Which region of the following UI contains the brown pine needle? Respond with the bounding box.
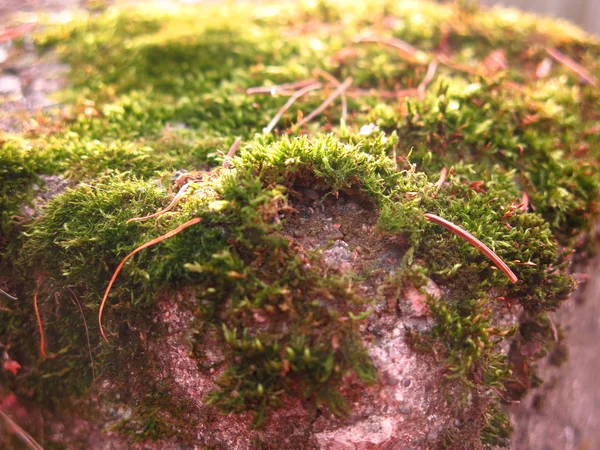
[546,47,598,87]
[295,77,352,129]
[33,292,48,359]
[434,167,448,194]
[313,69,347,120]
[0,408,45,450]
[246,79,318,95]
[424,213,518,283]
[223,137,242,168]
[98,217,202,342]
[264,82,322,134]
[435,53,479,75]
[417,60,438,99]
[68,287,96,380]
[126,181,192,224]
[0,288,17,300]
[354,36,423,63]
[347,87,417,99]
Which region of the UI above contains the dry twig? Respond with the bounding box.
[98,217,202,342]
[424,213,518,283]
[295,77,352,129]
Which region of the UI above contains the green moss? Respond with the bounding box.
[1,0,599,446]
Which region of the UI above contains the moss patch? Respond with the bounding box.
[1,0,599,447]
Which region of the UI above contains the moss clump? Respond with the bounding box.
[1,0,599,447]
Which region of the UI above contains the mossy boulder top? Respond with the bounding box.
[0,1,599,448]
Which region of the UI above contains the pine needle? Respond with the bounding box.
[0,408,44,450]
[126,181,192,224]
[223,137,242,168]
[264,82,322,134]
[33,292,48,359]
[0,288,17,301]
[295,77,352,129]
[546,47,597,86]
[98,217,202,342]
[424,213,518,283]
[246,79,318,95]
[417,60,438,99]
[313,69,347,121]
[68,287,96,380]
[354,36,422,63]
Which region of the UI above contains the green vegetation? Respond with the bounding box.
[1,0,599,447]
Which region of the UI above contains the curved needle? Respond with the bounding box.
[424,213,518,283]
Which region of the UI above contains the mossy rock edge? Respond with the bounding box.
[0,1,599,448]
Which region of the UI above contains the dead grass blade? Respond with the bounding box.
[295,77,352,129]
[424,213,518,283]
[98,217,202,342]
[126,182,192,224]
[546,47,598,86]
[0,408,44,450]
[264,82,322,134]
